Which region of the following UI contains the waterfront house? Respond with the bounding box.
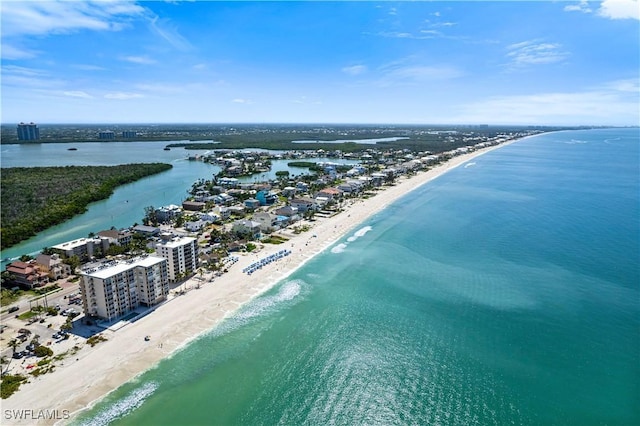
[252,212,278,233]
[274,205,298,217]
[232,219,262,240]
[97,229,133,246]
[337,181,364,194]
[218,177,240,188]
[132,225,160,237]
[370,172,386,186]
[182,201,206,212]
[5,260,49,289]
[316,187,342,201]
[290,197,318,213]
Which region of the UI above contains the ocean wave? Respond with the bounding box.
[210,280,305,338]
[331,243,348,253]
[352,226,373,239]
[77,382,158,426]
[334,226,373,252]
[464,162,476,168]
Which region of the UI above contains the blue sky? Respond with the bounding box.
[1,1,638,126]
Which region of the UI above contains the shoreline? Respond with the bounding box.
[2,135,529,425]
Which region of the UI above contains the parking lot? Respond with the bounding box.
[1,283,88,369]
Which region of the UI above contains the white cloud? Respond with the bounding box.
[72,64,107,71]
[388,65,463,80]
[104,92,144,100]
[120,55,157,65]
[148,16,193,51]
[292,96,322,105]
[506,40,568,68]
[564,1,593,14]
[458,80,639,125]
[63,91,94,99]
[342,65,368,76]
[0,1,146,37]
[0,44,40,60]
[598,0,640,20]
[376,60,464,86]
[232,98,254,104]
[2,65,48,77]
[602,78,640,92]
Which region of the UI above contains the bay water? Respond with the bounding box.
[0,141,352,265]
[70,128,639,425]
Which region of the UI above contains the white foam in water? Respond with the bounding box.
[464,162,476,168]
[352,226,372,239]
[79,382,158,426]
[334,226,372,252]
[331,243,348,253]
[209,280,304,338]
[236,280,301,321]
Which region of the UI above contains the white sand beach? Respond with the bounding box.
[2,138,522,425]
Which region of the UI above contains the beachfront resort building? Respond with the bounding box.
[79,256,169,321]
[155,236,199,282]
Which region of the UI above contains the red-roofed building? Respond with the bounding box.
[5,260,49,289]
[316,187,342,200]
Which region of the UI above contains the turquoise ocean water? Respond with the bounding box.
[73,129,638,425]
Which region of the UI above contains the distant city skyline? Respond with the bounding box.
[1,1,638,126]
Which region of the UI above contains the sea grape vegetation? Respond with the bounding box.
[1,163,172,250]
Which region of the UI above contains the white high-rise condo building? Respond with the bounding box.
[156,236,199,282]
[80,256,169,321]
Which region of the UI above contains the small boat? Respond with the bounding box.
[163,147,170,151]
[68,147,78,151]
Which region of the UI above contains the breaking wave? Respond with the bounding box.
[209,280,305,338]
[331,243,348,254]
[333,226,373,253]
[77,382,158,426]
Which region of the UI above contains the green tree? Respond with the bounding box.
[7,339,18,355]
[143,206,157,226]
[63,255,81,274]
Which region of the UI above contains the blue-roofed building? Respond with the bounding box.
[256,190,278,206]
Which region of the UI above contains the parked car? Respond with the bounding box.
[8,306,19,313]
[12,352,23,359]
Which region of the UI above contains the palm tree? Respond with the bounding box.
[8,339,19,355]
[61,320,73,333]
[31,335,41,346]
